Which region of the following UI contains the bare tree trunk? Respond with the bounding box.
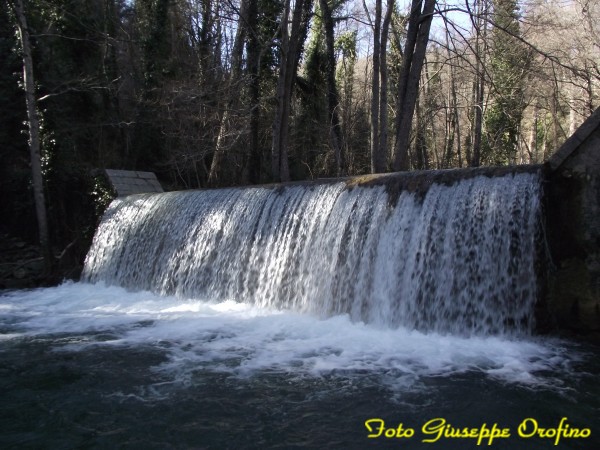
[271,0,292,182]
[568,83,580,137]
[13,0,53,274]
[319,0,344,176]
[414,91,429,169]
[392,0,435,171]
[444,98,456,168]
[527,103,539,162]
[198,0,214,85]
[271,0,311,182]
[378,0,394,172]
[551,71,561,153]
[471,71,484,167]
[247,0,261,184]
[208,0,249,186]
[470,0,486,167]
[541,118,548,161]
[455,100,462,167]
[370,0,383,173]
[443,27,461,168]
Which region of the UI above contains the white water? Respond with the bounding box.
[83,172,542,336]
[0,283,573,391]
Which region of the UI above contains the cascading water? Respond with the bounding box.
[82,170,543,336]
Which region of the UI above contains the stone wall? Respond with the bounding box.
[546,108,600,340]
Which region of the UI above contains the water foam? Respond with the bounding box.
[0,283,573,391]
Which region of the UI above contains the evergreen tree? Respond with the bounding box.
[483,0,531,165]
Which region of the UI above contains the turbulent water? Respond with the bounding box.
[83,172,542,336]
[2,171,598,449]
[0,283,566,387]
[0,283,597,449]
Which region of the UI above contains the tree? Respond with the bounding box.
[392,0,435,171]
[522,0,599,160]
[377,0,394,171]
[368,0,383,172]
[482,0,531,165]
[366,0,395,174]
[208,0,250,186]
[10,0,53,273]
[271,0,312,182]
[469,0,488,167]
[0,1,29,239]
[336,29,369,174]
[318,0,344,175]
[245,0,262,184]
[442,26,463,168]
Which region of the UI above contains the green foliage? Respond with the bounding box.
[136,0,174,87]
[483,0,531,165]
[294,5,328,176]
[90,174,115,218]
[334,30,356,86]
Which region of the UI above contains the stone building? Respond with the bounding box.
[546,107,600,339]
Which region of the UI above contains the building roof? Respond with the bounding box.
[547,107,600,171]
[105,169,164,197]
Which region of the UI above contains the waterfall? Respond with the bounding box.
[83,171,544,336]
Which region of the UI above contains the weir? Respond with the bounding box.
[83,165,545,337]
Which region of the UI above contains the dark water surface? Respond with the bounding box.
[1,285,598,449]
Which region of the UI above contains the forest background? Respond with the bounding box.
[1,0,599,279]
